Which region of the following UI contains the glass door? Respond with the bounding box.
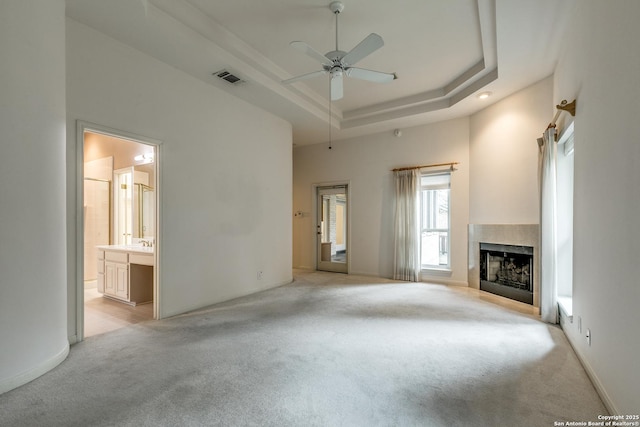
[114,168,133,245]
[317,185,348,273]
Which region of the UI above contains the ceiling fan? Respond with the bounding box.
[282,1,396,101]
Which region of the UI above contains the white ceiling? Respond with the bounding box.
[65,0,575,146]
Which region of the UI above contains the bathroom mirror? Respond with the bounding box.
[138,184,155,239]
[114,167,153,244]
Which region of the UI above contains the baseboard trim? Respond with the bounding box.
[68,334,78,346]
[422,277,469,287]
[562,328,618,414]
[272,277,295,287]
[0,341,69,395]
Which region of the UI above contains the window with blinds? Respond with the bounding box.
[420,172,451,269]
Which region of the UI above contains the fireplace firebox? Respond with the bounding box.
[479,243,533,305]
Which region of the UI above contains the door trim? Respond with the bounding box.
[313,182,351,273]
[75,120,163,343]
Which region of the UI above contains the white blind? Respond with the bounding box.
[421,172,450,190]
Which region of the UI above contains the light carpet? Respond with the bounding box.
[0,270,606,426]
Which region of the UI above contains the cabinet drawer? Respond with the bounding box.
[105,251,128,263]
[129,253,154,266]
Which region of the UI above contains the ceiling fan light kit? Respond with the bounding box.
[282,1,395,101]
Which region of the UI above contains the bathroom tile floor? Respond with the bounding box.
[84,285,153,338]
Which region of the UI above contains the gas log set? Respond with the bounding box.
[479,242,534,305]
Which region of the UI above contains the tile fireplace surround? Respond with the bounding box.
[468,224,540,313]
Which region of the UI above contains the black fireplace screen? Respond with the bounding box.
[479,243,533,304]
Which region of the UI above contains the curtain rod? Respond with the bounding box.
[547,99,576,129]
[392,162,459,172]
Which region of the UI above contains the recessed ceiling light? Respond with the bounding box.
[477,91,492,100]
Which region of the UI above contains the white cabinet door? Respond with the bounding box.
[115,263,129,299]
[104,261,117,296]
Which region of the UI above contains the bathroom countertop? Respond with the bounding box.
[97,244,154,254]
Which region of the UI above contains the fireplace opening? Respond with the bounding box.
[479,243,533,305]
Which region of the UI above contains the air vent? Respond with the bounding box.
[214,69,244,84]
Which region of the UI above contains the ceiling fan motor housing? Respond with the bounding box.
[325,50,347,63]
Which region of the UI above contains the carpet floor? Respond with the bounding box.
[0,270,606,426]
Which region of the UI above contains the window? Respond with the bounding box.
[556,123,574,302]
[420,172,450,269]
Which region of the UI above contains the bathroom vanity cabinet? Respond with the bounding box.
[97,245,154,305]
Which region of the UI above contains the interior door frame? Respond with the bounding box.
[313,182,350,273]
[75,120,162,343]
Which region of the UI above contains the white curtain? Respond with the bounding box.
[393,169,420,281]
[539,127,558,323]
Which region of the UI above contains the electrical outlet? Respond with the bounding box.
[257,271,263,280]
[586,328,591,346]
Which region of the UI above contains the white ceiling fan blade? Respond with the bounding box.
[341,33,384,66]
[282,70,327,84]
[290,41,331,65]
[346,67,395,83]
[331,73,343,101]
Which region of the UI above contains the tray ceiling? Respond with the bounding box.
[65,0,575,145]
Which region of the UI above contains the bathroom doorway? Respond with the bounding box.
[79,123,160,340]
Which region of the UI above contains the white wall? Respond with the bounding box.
[553,1,640,414]
[293,118,470,284]
[66,18,292,331]
[469,77,552,224]
[0,0,69,393]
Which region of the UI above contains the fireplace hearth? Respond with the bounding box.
[479,243,533,305]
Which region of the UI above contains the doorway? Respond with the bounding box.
[79,123,160,340]
[316,185,348,273]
